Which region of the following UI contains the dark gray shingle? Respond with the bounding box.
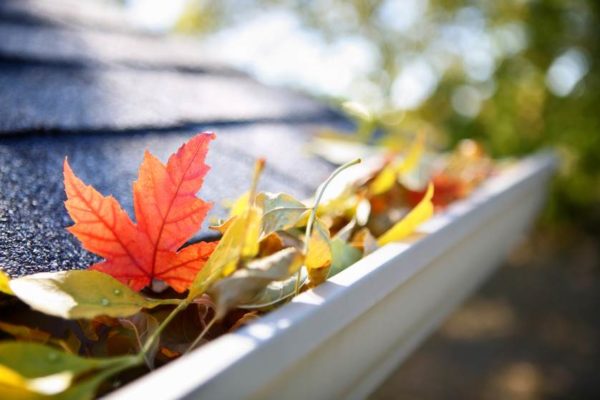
[0,123,341,277]
[0,63,333,133]
[0,21,233,72]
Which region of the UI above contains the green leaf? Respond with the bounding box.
[239,268,308,310]
[327,238,363,278]
[9,270,174,320]
[54,374,105,400]
[56,353,139,400]
[0,342,130,397]
[0,270,13,295]
[208,248,304,318]
[256,192,308,236]
[0,342,95,381]
[53,364,119,400]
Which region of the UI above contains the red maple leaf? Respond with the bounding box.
[63,133,218,292]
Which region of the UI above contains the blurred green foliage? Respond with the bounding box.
[178,0,599,233]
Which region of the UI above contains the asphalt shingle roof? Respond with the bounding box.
[0,0,346,277]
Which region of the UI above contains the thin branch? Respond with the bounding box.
[185,316,217,354]
[295,158,362,295]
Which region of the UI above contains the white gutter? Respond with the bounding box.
[109,151,557,400]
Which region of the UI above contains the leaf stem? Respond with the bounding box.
[185,315,217,354]
[236,158,265,266]
[146,297,185,308]
[295,158,362,295]
[248,158,265,204]
[140,300,189,357]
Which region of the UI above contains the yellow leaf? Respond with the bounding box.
[0,365,27,389]
[0,270,13,295]
[0,342,128,396]
[209,217,235,235]
[370,132,425,195]
[317,185,360,221]
[377,183,434,246]
[369,163,396,196]
[228,191,250,217]
[306,219,332,270]
[394,131,425,176]
[204,217,244,286]
[241,206,261,259]
[189,159,266,300]
[188,207,262,299]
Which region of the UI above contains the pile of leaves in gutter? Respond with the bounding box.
[0,131,494,399]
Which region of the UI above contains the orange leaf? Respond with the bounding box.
[156,241,218,293]
[64,160,151,290]
[64,133,216,292]
[133,133,214,279]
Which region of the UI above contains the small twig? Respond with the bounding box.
[235,159,266,265]
[119,319,143,354]
[140,300,189,357]
[193,295,216,330]
[185,316,217,354]
[303,158,362,254]
[248,159,265,204]
[120,318,157,369]
[295,158,362,295]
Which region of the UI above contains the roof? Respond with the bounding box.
[0,0,347,276]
